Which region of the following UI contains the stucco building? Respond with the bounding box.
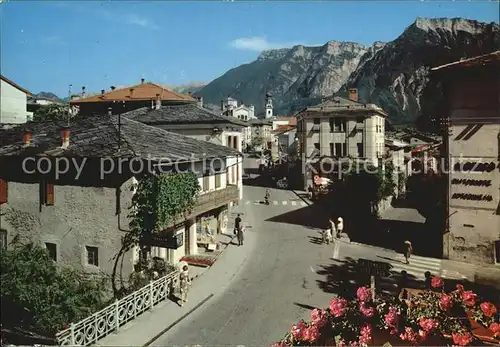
[249,119,273,150]
[431,51,500,265]
[296,89,387,189]
[0,75,34,125]
[0,115,240,289]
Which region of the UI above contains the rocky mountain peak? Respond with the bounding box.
[257,48,291,61]
[409,17,494,35]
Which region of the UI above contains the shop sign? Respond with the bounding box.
[451,193,493,202]
[141,229,184,249]
[451,179,491,187]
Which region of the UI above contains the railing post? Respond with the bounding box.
[114,299,119,333]
[133,290,137,319]
[150,280,154,310]
[164,275,169,300]
[70,323,75,346]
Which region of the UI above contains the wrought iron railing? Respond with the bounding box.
[55,271,179,346]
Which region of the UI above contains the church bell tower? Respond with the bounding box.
[265,93,273,119]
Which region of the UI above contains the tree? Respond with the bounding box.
[33,103,71,122]
[0,241,107,338]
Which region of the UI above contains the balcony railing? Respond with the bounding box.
[184,184,239,221]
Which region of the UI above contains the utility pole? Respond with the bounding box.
[67,84,72,126]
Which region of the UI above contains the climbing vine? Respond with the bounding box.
[379,162,396,199]
[397,171,406,196]
[125,172,200,252]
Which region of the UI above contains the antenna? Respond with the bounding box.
[67,84,72,126]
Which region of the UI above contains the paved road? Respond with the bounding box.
[154,159,337,345]
[151,157,463,346]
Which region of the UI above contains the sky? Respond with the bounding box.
[1,1,498,98]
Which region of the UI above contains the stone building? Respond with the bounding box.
[431,51,500,264]
[296,89,387,189]
[0,115,239,287]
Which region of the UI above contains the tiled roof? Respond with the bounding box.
[249,119,272,126]
[274,116,297,126]
[69,82,196,104]
[273,125,296,135]
[121,104,248,127]
[431,51,500,72]
[0,115,239,161]
[1,75,34,96]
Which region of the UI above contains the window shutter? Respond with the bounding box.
[45,183,55,206]
[0,179,7,204]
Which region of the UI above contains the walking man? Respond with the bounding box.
[404,240,413,264]
[237,225,245,246]
[234,214,242,235]
[336,217,344,238]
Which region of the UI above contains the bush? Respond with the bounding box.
[0,242,107,336]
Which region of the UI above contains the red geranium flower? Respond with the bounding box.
[489,322,500,338]
[356,286,372,302]
[439,294,453,311]
[419,317,439,332]
[291,320,307,340]
[329,298,348,318]
[480,302,498,318]
[452,332,473,346]
[461,290,477,307]
[359,302,376,318]
[431,276,443,288]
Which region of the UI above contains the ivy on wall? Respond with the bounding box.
[125,172,200,252]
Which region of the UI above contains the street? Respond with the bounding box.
[150,157,460,346]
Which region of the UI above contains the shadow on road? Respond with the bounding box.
[307,235,322,245]
[294,302,317,311]
[265,205,327,230]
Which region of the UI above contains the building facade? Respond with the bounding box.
[0,75,34,125]
[249,119,273,150]
[432,51,500,265]
[0,115,239,290]
[122,104,246,202]
[296,89,387,188]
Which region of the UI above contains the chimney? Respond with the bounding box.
[23,129,32,146]
[197,96,203,107]
[130,88,135,97]
[348,88,358,102]
[101,89,105,95]
[110,86,116,91]
[155,93,161,110]
[81,86,86,98]
[61,126,70,148]
[188,92,192,97]
[141,78,145,84]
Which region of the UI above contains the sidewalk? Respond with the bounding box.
[97,208,257,346]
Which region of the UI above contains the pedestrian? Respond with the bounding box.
[325,228,333,245]
[234,214,242,235]
[404,240,413,264]
[328,218,337,237]
[237,225,245,246]
[178,265,191,307]
[336,217,344,238]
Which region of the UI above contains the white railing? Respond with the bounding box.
[55,271,179,346]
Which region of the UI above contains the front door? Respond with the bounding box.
[184,222,191,255]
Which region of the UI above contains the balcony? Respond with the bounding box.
[187,184,239,219]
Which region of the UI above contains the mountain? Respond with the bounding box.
[196,17,499,124]
[168,82,206,94]
[338,17,500,125]
[36,92,64,102]
[196,41,371,117]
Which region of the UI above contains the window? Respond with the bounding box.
[45,242,57,261]
[86,246,99,266]
[0,229,6,250]
[329,143,334,156]
[314,143,320,150]
[215,173,221,188]
[329,118,334,132]
[0,179,7,204]
[333,118,346,132]
[335,143,342,156]
[357,143,364,157]
[343,143,347,156]
[203,170,210,191]
[313,118,320,125]
[356,116,364,124]
[42,182,55,206]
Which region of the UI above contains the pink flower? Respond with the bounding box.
[489,322,500,338]
[439,294,453,311]
[337,340,347,347]
[399,327,419,344]
[359,324,373,345]
[356,286,372,302]
[419,317,439,332]
[349,342,359,347]
[431,276,443,288]
[480,302,498,318]
[384,307,399,334]
[310,308,328,327]
[329,298,348,318]
[302,325,320,343]
[462,290,477,307]
[456,284,465,292]
[291,320,306,340]
[359,302,376,318]
[452,332,473,346]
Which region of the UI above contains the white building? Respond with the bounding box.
[296,89,387,189]
[221,96,256,121]
[0,75,34,125]
[265,93,273,119]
